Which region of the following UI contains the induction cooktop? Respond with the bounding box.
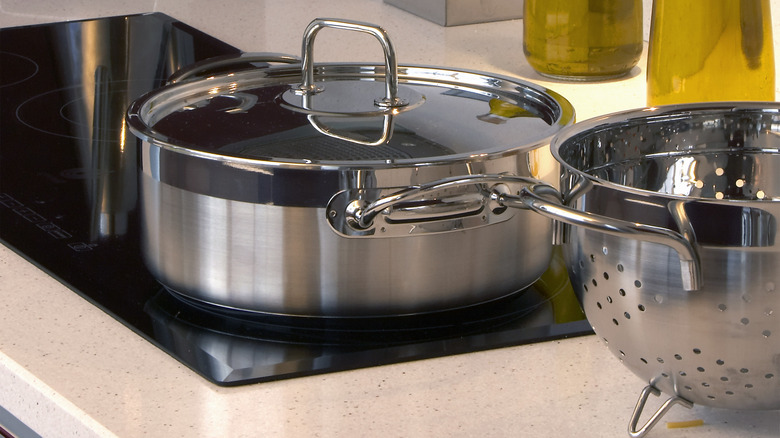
[0,12,592,386]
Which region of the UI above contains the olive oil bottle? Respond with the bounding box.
[523,0,643,81]
[647,0,775,105]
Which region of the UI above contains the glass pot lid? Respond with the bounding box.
[127,18,574,167]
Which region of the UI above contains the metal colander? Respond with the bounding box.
[568,230,779,436]
[511,103,780,437]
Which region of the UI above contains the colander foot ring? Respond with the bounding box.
[628,385,694,438]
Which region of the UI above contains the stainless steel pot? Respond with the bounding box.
[126,18,575,317]
[505,103,780,437]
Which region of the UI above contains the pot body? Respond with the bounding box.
[128,24,575,317]
[549,103,780,409]
[140,147,553,316]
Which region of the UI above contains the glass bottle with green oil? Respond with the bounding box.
[523,0,643,81]
[647,0,775,105]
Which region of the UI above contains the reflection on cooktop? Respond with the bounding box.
[146,286,591,385]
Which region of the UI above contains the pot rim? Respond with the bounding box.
[126,62,575,171]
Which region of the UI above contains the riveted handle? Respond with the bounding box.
[344,174,545,230]
[327,174,542,238]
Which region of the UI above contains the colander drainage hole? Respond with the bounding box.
[634,280,642,288]
[624,312,631,319]
[693,348,702,354]
[674,354,682,360]
[617,264,624,272]
[638,304,646,312]
[640,358,648,364]
[603,272,610,280]
[766,373,775,379]
[697,367,706,372]
[612,318,619,326]
[763,330,772,338]
[741,368,750,374]
[716,359,725,365]
[619,289,626,296]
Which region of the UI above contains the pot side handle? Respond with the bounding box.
[502,184,703,291]
[344,174,542,230]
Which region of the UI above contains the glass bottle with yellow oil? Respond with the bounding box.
[523,0,643,81]
[647,0,775,105]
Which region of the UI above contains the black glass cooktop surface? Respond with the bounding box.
[0,12,592,386]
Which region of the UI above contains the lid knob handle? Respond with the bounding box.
[297,18,408,108]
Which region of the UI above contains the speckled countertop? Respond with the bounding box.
[1,1,780,437]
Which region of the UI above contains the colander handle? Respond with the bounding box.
[628,385,693,438]
[501,185,703,291]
